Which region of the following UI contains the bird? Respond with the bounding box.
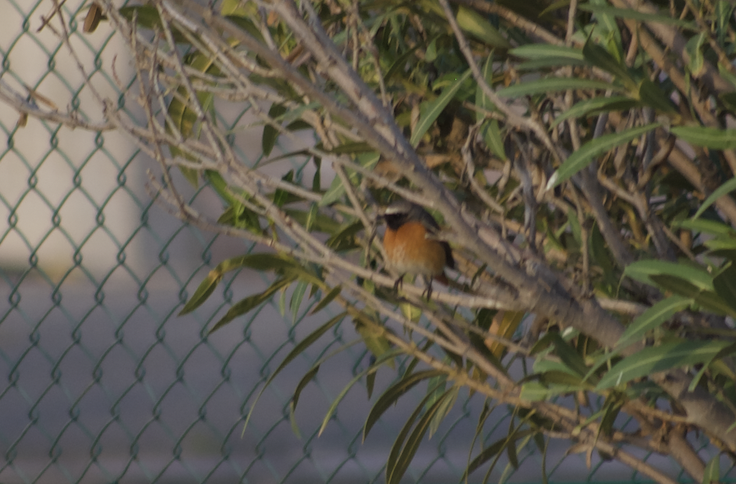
[379,200,455,299]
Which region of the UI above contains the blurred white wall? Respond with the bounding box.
[0,0,146,279]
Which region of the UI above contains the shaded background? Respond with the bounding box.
[0,0,727,482]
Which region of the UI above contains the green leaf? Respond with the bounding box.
[685,32,706,76]
[719,92,736,112]
[703,455,720,484]
[510,44,585,61]
[178,271,223,316]
[273,170,295,207]
[225,15,265,42]
[318,351,398,437]
[387,388,456,484]
[549,333,588,377]
[704,237,736,252]
[322,141,375,155]
[692,176,736,220]
[552,96,639,127]
[319,152,380,206]
[325,221,364,252]
[119,6,188,42]
[428,386,459,438]
[671,126,736,150]
[590,221,616,280]
[616,296,692,349]
[244,312,348,434]
[364,370,444,441]
[283,208,340,234]
[497,78,622,99]
[519,381,550,401]
[290,280,309,322]
[410,69,472,147]
[650,274,736,317]
[180,252,294,316]
[598,394,625,437]
[366,371,376,399]
[482,119,506,160]
[576,4,697,29]
[548,123,659,189]
[290,365,320,420]
[596,340,731,390]
[475,53,495,123]
[624,259,714,291]
[714,264,736,312]
[310,285,342,315]
[355,318,393,361]
[517,57,589,71]
[637,78,676,113]
[465,429,534,477]
[263,104,287,156]
[674,218,736,236]
[275,312,346,388]
[209,276,295,332]
[455,6,511,49]
[205,171,236,204]
[165,52,219,187]
[582,37,636,90]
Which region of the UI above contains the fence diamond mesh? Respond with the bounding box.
[1,0,735,483]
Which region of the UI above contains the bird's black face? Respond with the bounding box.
[382,211,409,230]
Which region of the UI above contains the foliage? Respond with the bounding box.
[9,0,736,482]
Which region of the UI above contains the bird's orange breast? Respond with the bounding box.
[383,221,447,277]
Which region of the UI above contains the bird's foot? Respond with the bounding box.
[422,277,434,300]
[393,275,405,292]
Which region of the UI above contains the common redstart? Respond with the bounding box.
[380,201,455,298]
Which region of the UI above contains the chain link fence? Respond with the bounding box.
[0,0,731,483]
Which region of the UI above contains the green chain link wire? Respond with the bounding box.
[2,1,733,483]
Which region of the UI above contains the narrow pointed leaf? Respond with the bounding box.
[703,455,721,484]
[387,389,455,484]
[510,44,584,61]
[291,365,320,414]
[209,276,295,332]
[548,123,659,189]
[319,351,400,436]
[428,386,459,438]
[650,275,736,317]
[637,78,676,113]
[410,69,472,147]
[179,272,223,315]
[455,6,511,48]
[364,370,444,441]
[263,104,287,156]
[674,218,736,236]
[582,38,636,89]
[475,53,495,122]
[552,96,639,127]
[497,78,621,99]
[319,152,380,206]
[576,4,697,29]
[624,260,714,291]
[290,280,309,322]
[616,296,692,349]
[596,340,731,390]
[672,126,736,150]
[244,312,347,434]
[272,312,347,385]
[309,285,342,315]
[482,119,507,160]
[714,265,736,312]
[692,176,736,220]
